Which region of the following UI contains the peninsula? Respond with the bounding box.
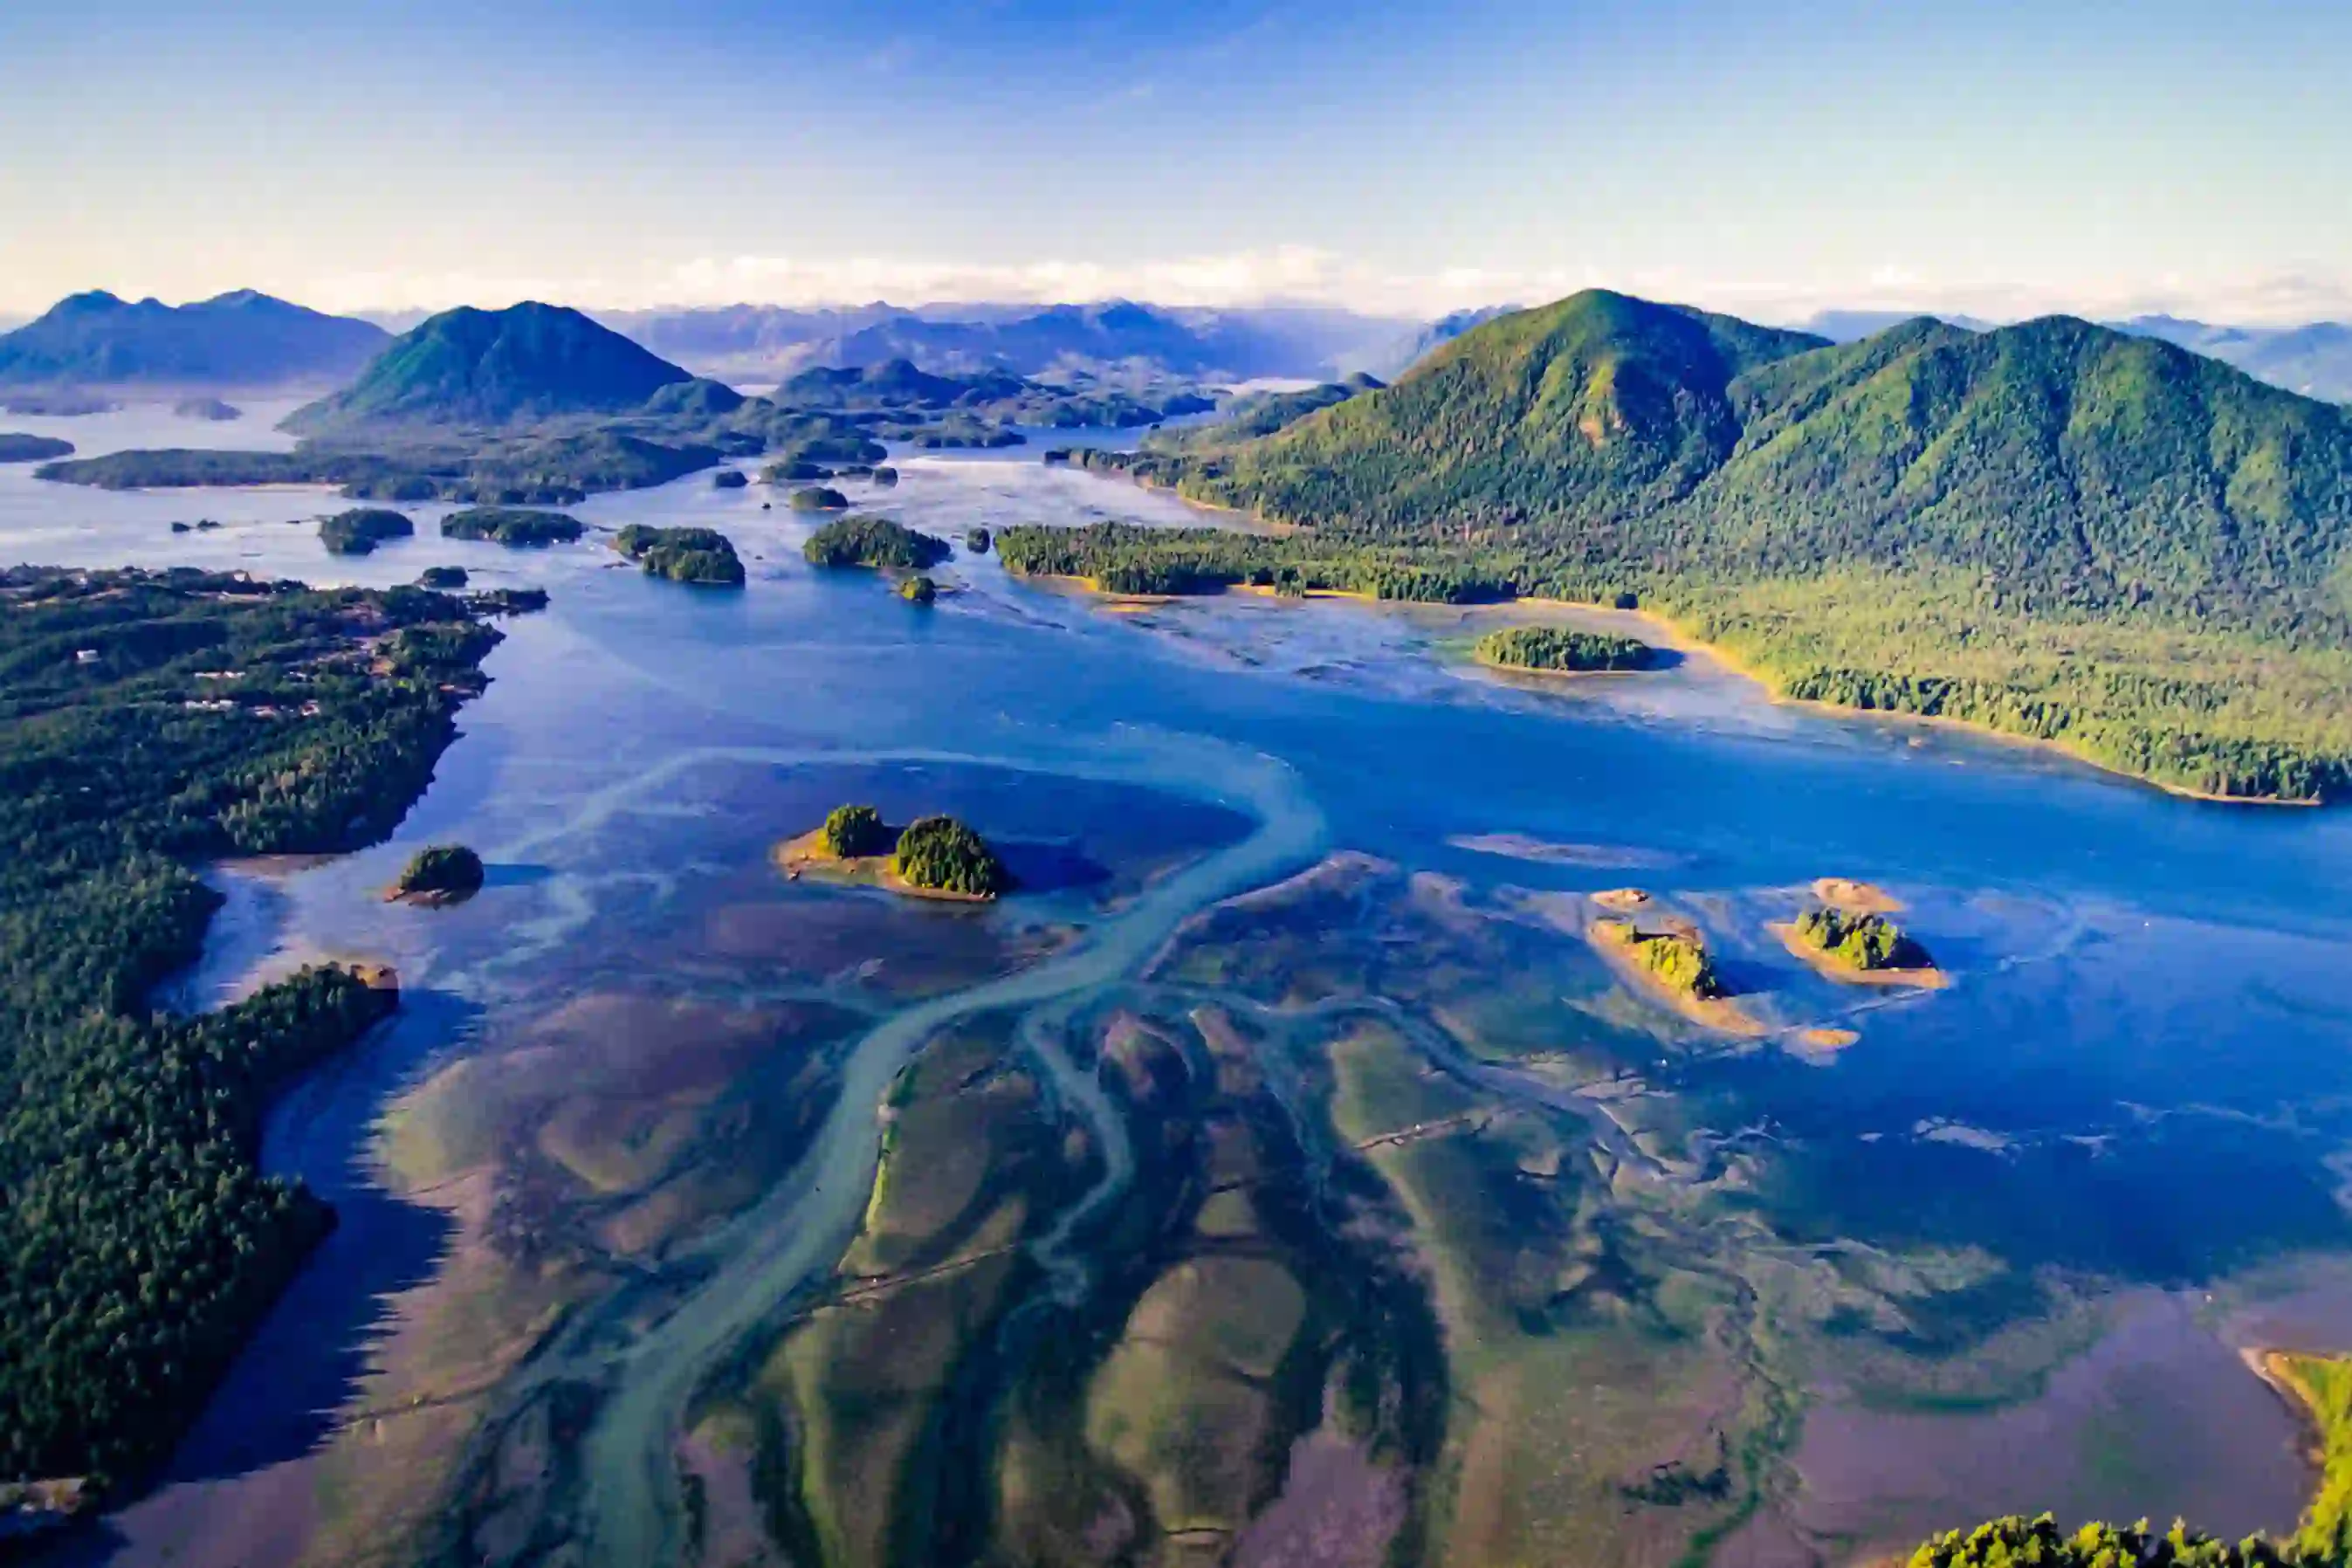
[0,567,500,1498]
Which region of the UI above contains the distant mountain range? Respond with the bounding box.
[1799,308,2352,404]
[285,302,697,434]
[0,290,388,393]
[12,284,2347,413]
[600,300,1418,385]
[2107,315,2352,404]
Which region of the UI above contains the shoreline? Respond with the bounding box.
[1516,595,2323,809]
[2241,1347,2333,1493]
[1015,543,2322,807]
[1767,920,1952,991]
[1584,916,1769,1038]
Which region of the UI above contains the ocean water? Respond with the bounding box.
[13,405,2352,1568]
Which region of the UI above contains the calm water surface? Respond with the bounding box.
[12,403,2352,1567]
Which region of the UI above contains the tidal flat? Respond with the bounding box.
[13,415,2352,1568]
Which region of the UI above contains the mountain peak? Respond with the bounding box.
[0,289,388,391]
[284,299,695,433]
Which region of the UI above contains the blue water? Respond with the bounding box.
[13,403,2352,1565]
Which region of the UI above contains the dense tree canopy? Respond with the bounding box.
[317,508,414,556]
[821,804,891,859]
[1047,291,2352,800]
[393,844,484,899]
[613,525,745,586]
[1475,625,1656,671]
[1793,906,1925,970]
[0,568,499,1488]
[892,815,1009,897]
[438,506,584,547]
[803,515,952,572]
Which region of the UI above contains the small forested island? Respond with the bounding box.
[318,506,416,555]
[172,396,242,421]
[1475,624,1658,672]
[768,458,833,482]
[439,505,585,547]
[613,523,746,586]
[1595,918,1724,999]
[389,843,485,904]
[36,430,719,506]
[870,465,898,486]
[900,574,938,604]
[0,433,74,464]
[0,566,499,1497]
[788,485,851,512]
[802,514,952,571]
[1586,911,1765,1035]
[465,586,550,616]
[712,468,748,489]
[966,526,991,554]
[1774,894,1950,987]
[417,565,468,588]
[774,805,1012,900]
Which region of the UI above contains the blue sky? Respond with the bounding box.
[3,0,2349,323]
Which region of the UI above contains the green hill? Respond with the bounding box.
[1059,291,2352,800]
[285,301,695,434]
[0,290,388,393]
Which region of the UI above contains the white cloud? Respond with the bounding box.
[293,246,2352,329]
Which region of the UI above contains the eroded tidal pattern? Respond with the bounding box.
[13,423,2351,1568]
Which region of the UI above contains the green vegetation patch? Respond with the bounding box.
[0,567,499,1488]
[820,804,890,858]
[893,815,1010,897]
[787,485,850,512]
[900,574,938,605]
[801,514,951,571]
[1911,1515,2309,1568]
[39,431,718,507]
[416,566,468,589]
[1792,905,1925,971]
[1597,919,1724,1000]
[392,843,484,901]
[614,524,746,587]
[1476,624,1657,672]
[317,506,414,556]
[438,505,584,547]
[1054,291,2352,800]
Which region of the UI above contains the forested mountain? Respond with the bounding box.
[1191,290,1829,530]
[1804,308,2352,405]
[1063,290,2352,799]
[285,302,695,434]
[0,291,388,392]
